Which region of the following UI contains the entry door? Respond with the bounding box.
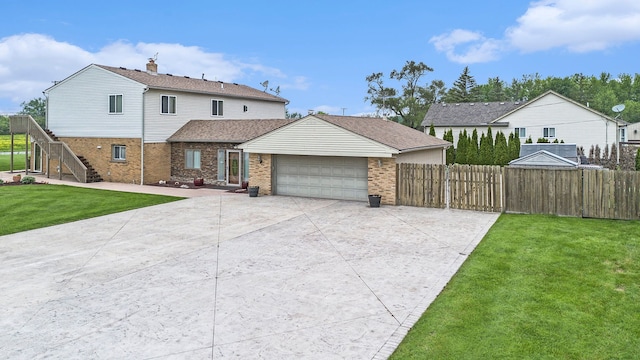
[226,150,241,186]
[34,144,42,172]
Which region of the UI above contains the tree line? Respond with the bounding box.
[431,125,521,166]
[366,62,640,128]
[0,98,46,134]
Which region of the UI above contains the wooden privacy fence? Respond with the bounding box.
[397,164,640,220]
[397,164,503,212]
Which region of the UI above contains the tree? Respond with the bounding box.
[19,97,46,127]
[456,130,469,164]
[0,116,9,135]
[494,131,509,165]
[443,129,455,164]
[365,60,441,129]
[285,110,303,119]
[508,132,521,161]
[428,123,436,136]
[444,66,478,103]
[636,148,640,171]
[467,129,479,165]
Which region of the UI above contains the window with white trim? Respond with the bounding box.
[620,128,626,143]
[161,95,177,114]
[112,145,126,161]
[109,94,123,114]
[212,99,224,116]
[185,149,201,169]
[543,127,556,138]
[514,127,526,138]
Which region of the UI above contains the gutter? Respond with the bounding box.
[141,87,148,185]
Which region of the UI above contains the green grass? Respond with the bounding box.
[391,214,640,359]
[0,153,26,171]
[0,185,183,236]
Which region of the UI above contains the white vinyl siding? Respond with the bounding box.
[109,94,123,114]
[143,89,286,142]
[185,149,201,169]
[239,116,397,157]
[46,65,145,137]
[161,95,177,114]
[211,99,224,116]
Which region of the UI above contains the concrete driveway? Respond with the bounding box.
[0,193,499,359]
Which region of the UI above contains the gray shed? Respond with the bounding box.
[509,150,578,168]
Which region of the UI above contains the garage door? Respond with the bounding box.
[275,155,368,201]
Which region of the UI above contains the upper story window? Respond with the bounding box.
[514,127,526,138]
[112,144,126,161]
[212,99,224,116]
[109,94,123,114]
[161,95,177,114]
[543,127,556,138]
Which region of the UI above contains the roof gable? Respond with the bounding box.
[492,90,623,125]
[509,150,578,167]
[239,115,450,157]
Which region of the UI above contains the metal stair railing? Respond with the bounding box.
[9,115,88,183]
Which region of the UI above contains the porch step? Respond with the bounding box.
[77,155,103,183]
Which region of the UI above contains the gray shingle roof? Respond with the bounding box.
[314,114,451,151]
[96,65,288,103]
[422,101,524,127]
[167,119,295,143]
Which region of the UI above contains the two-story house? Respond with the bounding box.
[422,90,627,152]
[43,59,288,184]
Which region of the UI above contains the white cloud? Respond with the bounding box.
[0,33,291,113]
[431,0,640,63]
[506,0,640,53]
[280,76,310,91]
[429,30,503,64]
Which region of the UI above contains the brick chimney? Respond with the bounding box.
[146,58,157,74]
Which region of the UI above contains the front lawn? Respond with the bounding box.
[391,214,640,359]
[0,153,26,171]
[0,185,182,236]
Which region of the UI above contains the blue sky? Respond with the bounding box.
[1,0,639,115]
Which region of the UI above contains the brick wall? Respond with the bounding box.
[248,153,272,195]
[58,137,143,183]
[143,142,171,184]
[170,142,237,184]
[368,157,397,205]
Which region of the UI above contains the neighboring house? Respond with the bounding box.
[628,122,640,142]
[422,90,627,152]
[42,60,287,184]
[238,114,451,205]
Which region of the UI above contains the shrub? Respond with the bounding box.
[0,179,4,184]
[636,148,640,171]
[20,176,36,184]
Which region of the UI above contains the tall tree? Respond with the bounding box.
[467,129,479,165]
[494,131,509,166]
[443,129,455,164]
[456,130,469,164]
[19,97,46,127]
[444,66,478,103]
[365,60,441,129]
[428,123,436,136]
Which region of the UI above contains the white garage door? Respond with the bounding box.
[275,155,368,201]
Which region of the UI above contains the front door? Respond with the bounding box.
[227,150,241,186]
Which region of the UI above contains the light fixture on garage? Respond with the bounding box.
[377,159,382,167]
[258,154,262,164]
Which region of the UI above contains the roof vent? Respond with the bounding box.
[500,102,505,105]
[233,83,239,85]
[134,69,141,72]
[455,104,460,106]
[167,73,173,76]
[119,67,127,70]
[470,103,475,106]
[515,101,520,105]
[484,103,489,105]
[184,76,190,79]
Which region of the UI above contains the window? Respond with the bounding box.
[543,127,556,138]
[112,145,126,161]
[109,94,123,114]
[212,99,224,116]
[161,95,177,114]
[185,149,201,169]
[620,128,626,143]
[514,127,526,138]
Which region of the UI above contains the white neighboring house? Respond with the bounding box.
[628,122,640,141]
[42,59,287,184]
[422,90,627,151]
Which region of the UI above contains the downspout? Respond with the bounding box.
[141,87,148,185]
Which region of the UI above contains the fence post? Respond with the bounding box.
[445,164,450,209]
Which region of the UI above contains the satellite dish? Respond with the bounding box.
[612,104,626,113]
